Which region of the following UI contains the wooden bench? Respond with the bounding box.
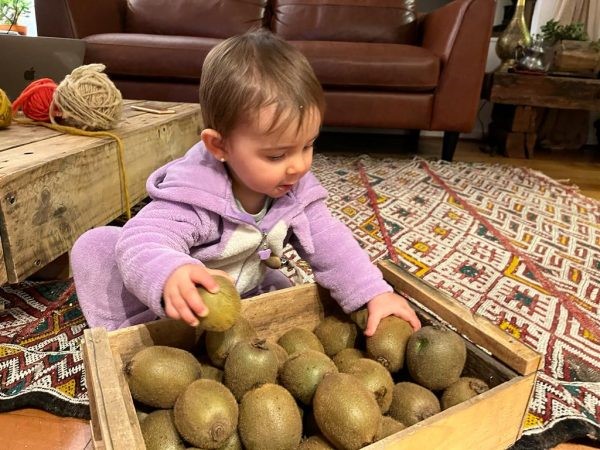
[0,100,202,284]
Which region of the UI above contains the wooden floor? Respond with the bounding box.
[0,135,598,450]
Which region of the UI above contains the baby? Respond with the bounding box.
[71,29,421,335]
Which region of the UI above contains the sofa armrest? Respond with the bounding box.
[35,0,125,39]
[421,0,495,132]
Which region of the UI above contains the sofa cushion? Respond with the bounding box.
[125,0,267,38]
[292,41,439,91]
[271,0,417,44]
[84,34,220,79]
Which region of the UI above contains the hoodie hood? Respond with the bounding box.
[146,141,328,229]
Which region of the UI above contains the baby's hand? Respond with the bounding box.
[364,292,421,336]
[163,264,233,326]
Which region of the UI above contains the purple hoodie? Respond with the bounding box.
[71,142,391,330]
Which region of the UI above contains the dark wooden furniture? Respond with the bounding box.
[489,70,600,158]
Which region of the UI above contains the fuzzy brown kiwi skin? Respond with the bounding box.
[341,358,394,414]
[406,325,467,391]
[441,377,489,410]
[125,345,202,409]
[223,338,279,401]
[365,316,413,373]
[280,349,338,405]
[278,327,325,355]
[196,275,242,332]
[174,379,238,449]
[238,383,303,450]
[388,382,440,427]
[313,315,358,357]
[313,373,381,450]
[205,317,257,368]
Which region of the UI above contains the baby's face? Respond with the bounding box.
[222,104,321,214]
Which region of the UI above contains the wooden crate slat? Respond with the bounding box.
[0,102,201,282]
[378,260,541,376]
[83,328,145,450]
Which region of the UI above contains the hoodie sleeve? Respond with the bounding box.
[115,199,216,317]
[290,199,392,313]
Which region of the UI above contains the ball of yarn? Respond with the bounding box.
[0,88,11,128]
[51,63,123,131]
[11,78,57,122]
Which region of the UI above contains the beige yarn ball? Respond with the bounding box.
[52,63,123,131]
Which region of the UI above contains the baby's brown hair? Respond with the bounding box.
[199,29,325,138]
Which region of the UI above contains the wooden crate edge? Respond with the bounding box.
[83,328,145,450]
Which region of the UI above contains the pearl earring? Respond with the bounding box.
[220,157,225,162]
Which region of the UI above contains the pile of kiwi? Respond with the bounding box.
[125,279,490,449]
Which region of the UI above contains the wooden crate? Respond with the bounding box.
[83,261,540,450]
[0,100,202,282]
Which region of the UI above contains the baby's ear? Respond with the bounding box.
[201,128,225,160]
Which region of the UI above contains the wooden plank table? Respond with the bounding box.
[489,70,600,158]
[0,100,202,283]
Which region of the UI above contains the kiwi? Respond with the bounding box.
[332,348,365,372]
[350,308,369,331]
[278,327,324,355]
[125,345,202,408]
[405,325,467,390]
[366,316,413,373]
[205,317,257,368]
[239,383,302,450]
[388,382,441,426]
[266,340,289,372]
[192,431,241,450]
[223,338,279,401]
[280,349,338,405]
[441,377,489,410]
[314,315,358,356]
[196,275,241,331]
[374,416,406,441]
[140,410,186,450]
[174,379,238,449]
[313,373,381,450]
[201,364,224,383]
[341,358,394,413]
[298,435,335,449]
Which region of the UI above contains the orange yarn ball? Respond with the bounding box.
[11,78,58,122]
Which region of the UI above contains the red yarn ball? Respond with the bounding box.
[11,78,58,122]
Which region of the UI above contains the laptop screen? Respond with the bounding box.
[0,35,86,101]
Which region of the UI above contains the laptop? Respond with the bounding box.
[0,34,86,101]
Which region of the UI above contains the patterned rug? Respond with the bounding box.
[0,154,598,449]
[0,280,89,418]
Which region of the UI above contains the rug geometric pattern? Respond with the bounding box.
[304,154,600,448]
[0,280,89,418]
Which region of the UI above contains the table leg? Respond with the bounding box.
[488,104,539,158]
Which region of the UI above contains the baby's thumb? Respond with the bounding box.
[191,268,219,294]
[364,313,381,337]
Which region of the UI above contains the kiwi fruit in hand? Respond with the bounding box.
[196,275,241,332]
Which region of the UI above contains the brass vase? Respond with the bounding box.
[496,0,531,69]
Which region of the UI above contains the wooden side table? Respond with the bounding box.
[489,70,600,158]
[0,100,202,283]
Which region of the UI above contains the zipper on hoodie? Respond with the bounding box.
[234,229,269,290]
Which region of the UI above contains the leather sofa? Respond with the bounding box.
[35,0,495,161]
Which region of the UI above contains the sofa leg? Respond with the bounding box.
[442,131,459,162]
[408,130,420,153]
